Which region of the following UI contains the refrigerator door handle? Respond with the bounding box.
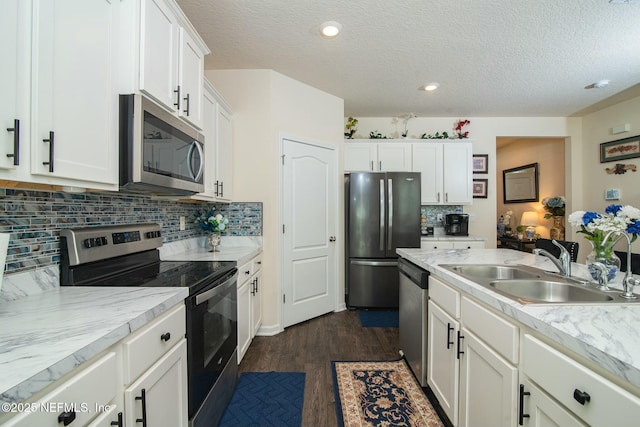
[388,178,393,249]
[351,260,398,267]
[379,178,385,251]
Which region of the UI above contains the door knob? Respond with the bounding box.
[329,236,336,242]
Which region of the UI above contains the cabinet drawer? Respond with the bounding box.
[429,276,460,318]
[252,253,263,273]
[238,260,253,286]
[461,296,518,363]
[4,352,118,427]
[122,304,186,384]
[421,241,454,250]
[452,241,485,249]
[523,334,640,427]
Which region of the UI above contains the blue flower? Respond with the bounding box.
[605,204,622,215]
[627,220,640,235]
[582,211,601,225]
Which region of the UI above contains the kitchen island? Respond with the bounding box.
[397,247,640,390]
[398,247,640,426]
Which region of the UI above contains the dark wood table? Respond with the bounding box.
[497,236,537,253]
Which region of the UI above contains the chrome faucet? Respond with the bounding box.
[532,240,571,278]
[603,231,639,300]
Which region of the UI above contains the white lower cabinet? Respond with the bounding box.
[421,240,486,250]
[520,379,587,427]
[1,303,187,427]
[124,339,188,427]
[520,334,640,427]
[237,252,264,363]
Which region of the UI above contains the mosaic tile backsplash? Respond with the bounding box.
[0,188,262,274]
[420,205,463,233]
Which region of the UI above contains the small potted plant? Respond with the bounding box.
[195,209,229,252]
[344,117,358,139]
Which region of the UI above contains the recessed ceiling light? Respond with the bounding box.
[422,82,440,91]
[585,80,610,89]
[320,21,342,37]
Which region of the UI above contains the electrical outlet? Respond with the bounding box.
[179,216,186,231]
[436,214,443,222]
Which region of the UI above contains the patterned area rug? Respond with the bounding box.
[218,372,305,427]
[332,359,443,427]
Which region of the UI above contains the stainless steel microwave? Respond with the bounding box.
[119,94,204,195]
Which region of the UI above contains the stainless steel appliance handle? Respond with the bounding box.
[196,272,238,305]
[388,178,393,249]
[187,141,204,181]
[379,178,385,251]
[351,260,398,267]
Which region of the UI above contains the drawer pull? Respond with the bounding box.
[446,323,454,349]
[573,388,591,405]
[245,270,251,275]
[135,388,148,426]
[160,332,171,342]
[518,384,530,425]
[58,410,76,426]
[111,411,124,427]
[456,331,464,359]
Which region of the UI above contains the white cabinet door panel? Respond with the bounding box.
[442,143,473,204]
[377,143,411,171]
[178,28,204,129]
[412,143,443,204]
[344,142,376,171]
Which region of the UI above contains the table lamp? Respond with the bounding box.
[520,211,539,239]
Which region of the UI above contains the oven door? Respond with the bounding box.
[186,270,238,419]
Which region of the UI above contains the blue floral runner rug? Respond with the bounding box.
[218,371,305,427]
[332,359,443,427]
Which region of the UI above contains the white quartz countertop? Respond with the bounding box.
[396,247,640,390]
[160,236,262,265]
[421,236,487,241]
[0,287,188,405]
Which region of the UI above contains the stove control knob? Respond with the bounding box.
[94,237,104,247]
[101,237,108,245]
[83,238,93,248]
[146,231,161,239]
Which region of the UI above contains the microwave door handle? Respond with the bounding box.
[187,141,204,181]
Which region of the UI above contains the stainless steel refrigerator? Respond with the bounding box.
[345,172,421,308]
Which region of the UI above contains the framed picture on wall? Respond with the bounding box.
[473,179,488,198]
[600,135,640,163]
[473,154,488,174]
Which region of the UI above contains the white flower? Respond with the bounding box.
[568,211,586,227]
[620,205,640,220]
[216,214,223,221]
[218,223,226,231]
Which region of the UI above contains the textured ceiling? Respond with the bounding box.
[177,0,640,117]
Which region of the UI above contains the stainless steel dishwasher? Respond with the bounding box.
[398,257,430,386]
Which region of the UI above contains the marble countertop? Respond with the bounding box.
[0,287,188,405]
[421,235,487,241]
[160,236,262,265]
[396,247,640,391]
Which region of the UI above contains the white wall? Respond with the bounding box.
[205,69,344,333]
[352,117,582,247]
[580,95,640,257]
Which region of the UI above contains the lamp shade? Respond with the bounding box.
[521,211,539,226]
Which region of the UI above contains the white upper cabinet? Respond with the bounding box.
[30,0,119,186]
[412,142,473,205]
[139,0,179,112]
[344,142,411,172]
[135,0,208,129]
[193,80,232,202]
[0,0,119,189]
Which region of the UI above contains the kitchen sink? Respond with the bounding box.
[440,264,638,304]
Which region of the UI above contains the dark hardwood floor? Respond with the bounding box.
[238,309,400,427]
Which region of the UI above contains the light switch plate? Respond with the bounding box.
[179,216,186,230]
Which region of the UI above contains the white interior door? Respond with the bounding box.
[282,138,337,328]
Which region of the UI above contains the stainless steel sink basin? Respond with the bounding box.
[440,264,638,304]
[489,279,614,303]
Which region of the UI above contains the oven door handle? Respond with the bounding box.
[195,272,238,306]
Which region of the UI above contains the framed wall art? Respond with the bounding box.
[473,154,488,174]
[473,179,488,198]
[600,135,640,163]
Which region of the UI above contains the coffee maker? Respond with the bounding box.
[445,214,469,236]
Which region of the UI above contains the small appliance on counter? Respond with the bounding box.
[421,226,434,236]
[445,213,469,236]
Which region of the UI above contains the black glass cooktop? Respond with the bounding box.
[62,250,236,295]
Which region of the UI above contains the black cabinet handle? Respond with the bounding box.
[255,277,259,293]
[251,278,256,295]
[214,180,220,197]
[6,119,20,165]
[42,131,54,172]
[446,323,454,349]
[160,332,171,342]
[219,181,224,197]
[174,86,181,110]
[135,388,147,426]
[518,384,530,425]
[57,410,76,426]
[573,388,591,405]
[111,411,124,427]
[183,93,190,116]
[456,330,464,359]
